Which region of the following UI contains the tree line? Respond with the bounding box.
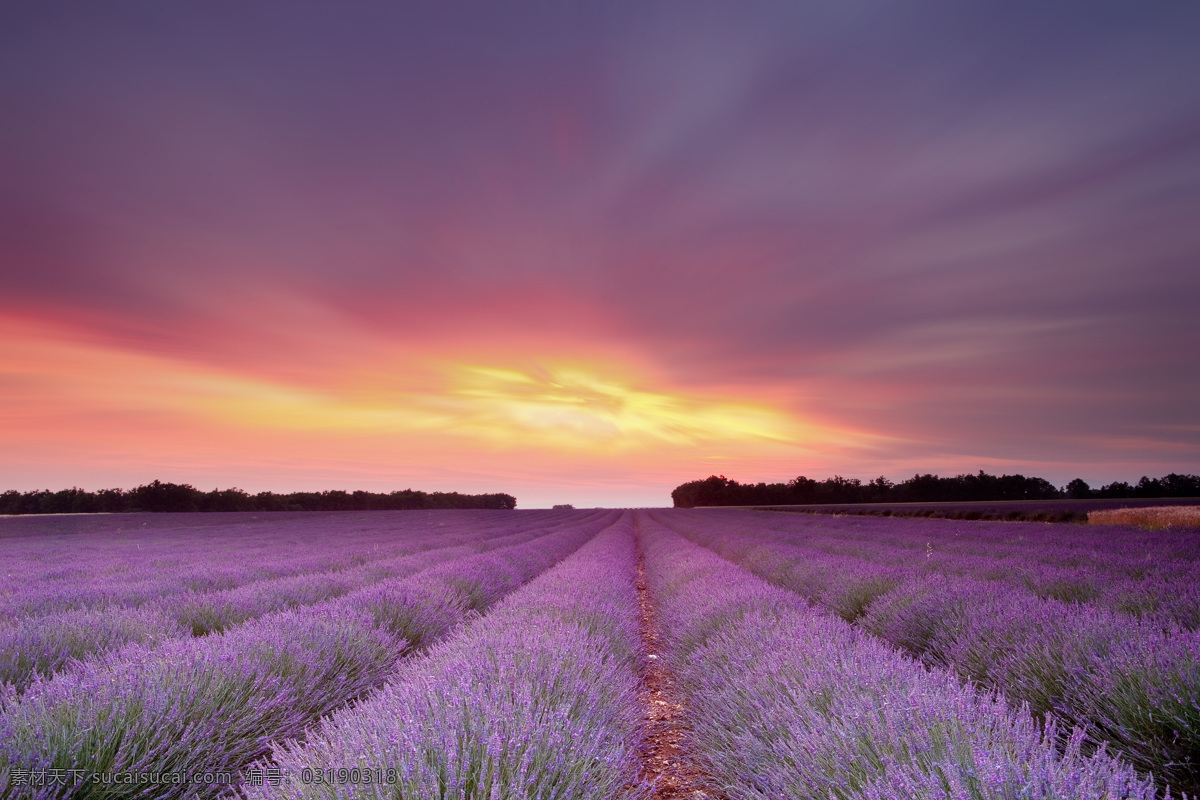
[671,471,1200,508]
[0,480,518,515]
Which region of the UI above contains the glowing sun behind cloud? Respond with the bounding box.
[1,312,860,506]
[440,364,803,452]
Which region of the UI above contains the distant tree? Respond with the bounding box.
[0,482,518,515]
[201,488,252,512]
[1097,481,1134,499]
[1135,476,1164,498]
[789,476,819,504]
[672,475,732,508]
[1161,473,1200,496]
[965,470,1006,501]
[552,504,574,510]
[1023,476,1061,500]
[1065,478,1093,499]
[128,480,202,512]
[0,490,26,515]
[826,476,864,504]
[671,469,1084,507]
[96,488,128,513]
[897,474,943,503]
[866,476,895,503]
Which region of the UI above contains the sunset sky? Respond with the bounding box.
[3,2,1199,508]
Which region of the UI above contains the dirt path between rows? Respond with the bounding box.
[630,519,727,800]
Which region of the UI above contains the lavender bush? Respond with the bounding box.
[0,510,595,622]
[238,517,645,800]
[637,516,1167,800]
[4,506,1188,799]
[669,509,1200,627]
[867,578,1200,788]
[0,517,601,799]
[0,606,187,694]
[0,518,583,696]
[0,608,401,800]
[654,509,1200,792]
[160,523,553,636]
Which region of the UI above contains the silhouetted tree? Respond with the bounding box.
[0,481,517,514]
[1162,473,1200,496]
[1135,476,1164,498]
[128,480,202,512]
[670,470,1200,506]
[1097,481,1134,499]
[1065,478,1093,499]
[866,476,895,503]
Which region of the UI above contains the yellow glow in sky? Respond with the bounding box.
[3,313,902,507]
[1,314,817,458]
[439,364,803,451]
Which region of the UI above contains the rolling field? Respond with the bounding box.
[1,509,1196,799]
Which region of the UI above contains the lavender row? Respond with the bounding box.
[0,513,609,623]
[655,511,1200,793]
[0,518,604,799]
[0,509,600,618]
[0,510,601,690]
[838,516,1200,627]
[0,510,545,621]
[695,510,1200,625]
[861,574,1200,792]
[238,514,645,800]
[722,508,1200,571]
[0,522,555,694]
[636,515,1165,800]
[158,524,552,636]
[0,511,486,585]
[0,511,617,697]
[663,509,1200,629]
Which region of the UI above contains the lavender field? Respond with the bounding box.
[1,509,1196,799]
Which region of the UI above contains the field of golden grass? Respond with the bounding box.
[1087,505,1200,530]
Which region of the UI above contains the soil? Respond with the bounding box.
[629,524,728,800]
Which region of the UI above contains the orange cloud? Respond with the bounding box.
[2,309,905,507]
[439,363,802,452]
